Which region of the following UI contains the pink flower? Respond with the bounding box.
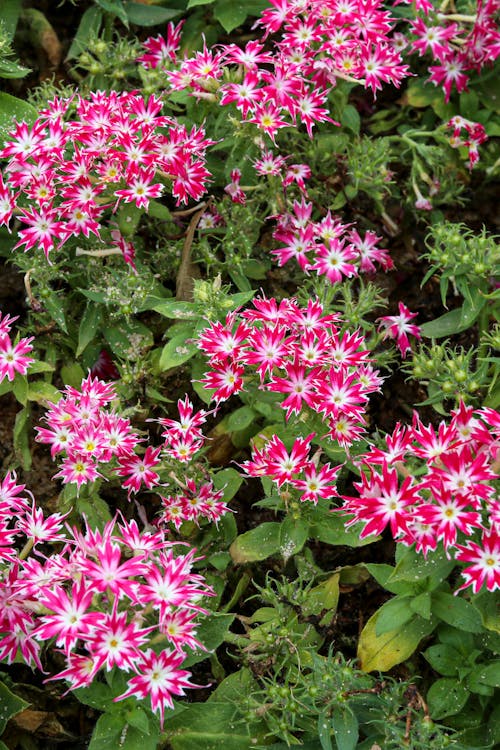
[116,446,162,495]
[456,530,500,593]
[377,301,421,358]
[343,463,421,539]
[53,455,101,489]
[116,648,199,728]
[0,334,34,382]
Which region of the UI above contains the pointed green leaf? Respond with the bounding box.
[230,522,281,564]
[77,303,102,357]
[427,678,469,719]
[123,2,181,25]
[279,515,309,560]
[331,705,358,750]
[431,592,483,633]
[375,596,414,636]
[159,333,198,371]
[66,6,103,59]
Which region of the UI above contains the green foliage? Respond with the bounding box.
[0,1,499,747]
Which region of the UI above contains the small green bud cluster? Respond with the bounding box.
[76,36,141,87]
[408,344,486,405]
[425,222,499,283]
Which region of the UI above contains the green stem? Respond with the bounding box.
[221,572,252,613]
[477,304,490,360]
[224,631,250,648]
[19,538,34,561]
[438,12,477,22]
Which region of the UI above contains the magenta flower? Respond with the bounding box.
[377,301,421,358]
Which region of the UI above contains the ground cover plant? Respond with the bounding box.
[0,0,498,748]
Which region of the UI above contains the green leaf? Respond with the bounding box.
[66,6,103,59]
[27,380,61,404]
[1,0,23,40]
[431,592,483,633]
[467,660,500,688]
[212,467,243,501]
[27,360,54,374]
[0,93,37,147]
[61,363,85,389]
[214,0,268,29]
[0,680,29,734]
[88,711,127,750]
[125,706,151,734]
[208,668,258,703]
[375,596,414,636]
[0,379,13,397]
[330,705,358,750]
[14,406,31,470]
[75,683,115,711]
[117,202,142,237]
[420,298,485,338]
[230,522,281,563]
[0,58,31,79]
[159,333,198,371]
[12,374,28,406]
[426,678,469,719]
[76,492,112,529]
[226,406,256,432]
[43,291,68,333]
[77,303,102,357]
[183,613,234,667]
[147,199,171,221]
[240,259,269,280]
[390,546,455,588]
[95,0,129,26]
[460,91,479,120]
[309,510,377,547]
[165,702,265,750]
[104,319,153,359]
[279,515,309,560]
[123,2,181,25]
[365,563,418,596]
[409,591,432,620]
[473,592,500,632]
[423,644,462,676]
[340,104,360,135]
[302,573,340,621]
[153,299,196,319]
[318,712,333,750]
[358,612,435,672]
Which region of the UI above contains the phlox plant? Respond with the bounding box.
[0,0,499,748]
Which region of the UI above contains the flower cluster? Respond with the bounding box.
[341,402,500,593]
[445,115,488,169]
[241,432,341,504]
[198,296,383,447]
[140,3,411,148]
[0,91,214,260]
[153,396,230,528]
[0,311,34,383]
[0,471,212,726]
[271,197,394,279]
[410,0,500,101]
[35,373,142,490]
[159,478,229,529]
